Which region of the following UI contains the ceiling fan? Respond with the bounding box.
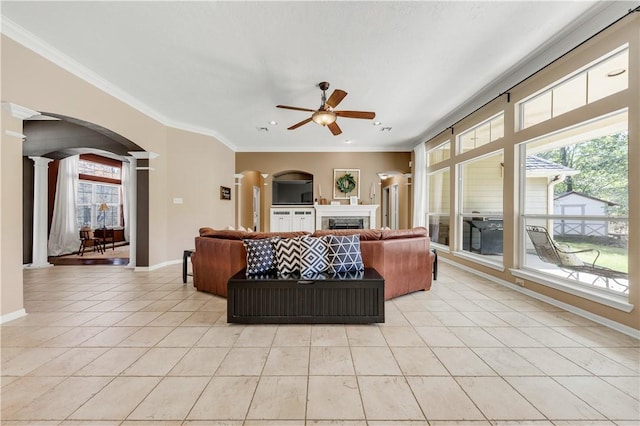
[276,81,376,136]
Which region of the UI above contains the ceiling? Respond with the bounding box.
[0,1,633,152]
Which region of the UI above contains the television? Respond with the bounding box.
[272,180,313,205]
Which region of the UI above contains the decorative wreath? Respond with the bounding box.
[336,173,356,194]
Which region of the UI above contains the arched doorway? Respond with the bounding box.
[22,113,150,267]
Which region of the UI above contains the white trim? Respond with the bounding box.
[452,251,505,272]
[1,102,40,120]
[128,151,159,160]
[441,257,639,339]
[135,167,155,171]
[1,17,237,152]
[134,259,182,272]
[510,268,633,312]
[236,145,411,153]
[0,309,27,324]
[4,130,26,140]
[25,262,53,269]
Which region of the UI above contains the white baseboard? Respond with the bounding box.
[440,257,640,340]
[134,259,181,272]
[0,309,27,324]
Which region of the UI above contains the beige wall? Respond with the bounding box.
[0,109,25,320]
[1,35,234,319]
[237,152,411,230]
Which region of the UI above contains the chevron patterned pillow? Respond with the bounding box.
[243,238,279,275]
[274,237,302,274]
[299,236,329,277]
[326,234,364,273]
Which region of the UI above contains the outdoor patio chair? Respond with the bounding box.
[525,225,628,292]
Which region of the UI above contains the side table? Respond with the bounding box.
[183,249,194,284]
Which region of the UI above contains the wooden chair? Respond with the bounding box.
[78,228,104,256]
[525,225,628,292]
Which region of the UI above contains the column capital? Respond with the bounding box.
[2,103,40,120]
[28,156,54,166]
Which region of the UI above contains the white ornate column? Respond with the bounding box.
[27,156,54,268]
[235,173,244,228]
[125,156,137,269]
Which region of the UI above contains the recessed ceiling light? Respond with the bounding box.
[373,121,381,126]
[268,120,278,126]
[344,139,352,144]
[607,68,626,77]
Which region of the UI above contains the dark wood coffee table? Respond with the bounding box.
[227,268,384,324]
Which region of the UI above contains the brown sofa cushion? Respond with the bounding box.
[312,229,382,241]
[380,227,429,240]
[244,231,310,240]
[199,229,248,240]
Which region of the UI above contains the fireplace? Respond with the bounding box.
[315,205,378,230]
[328,218,365,230]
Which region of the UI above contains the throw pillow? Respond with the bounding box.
[273,237,302,274]
[299,236,329,277]
[326,234,364,273]
[243,238,279,274]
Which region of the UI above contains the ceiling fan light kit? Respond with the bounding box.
[277,81,376,136]
[311,110,336,126]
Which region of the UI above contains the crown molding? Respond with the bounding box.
[1,17,237,152]
[236,144,411,153]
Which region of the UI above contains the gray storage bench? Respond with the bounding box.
[227,267,385,324]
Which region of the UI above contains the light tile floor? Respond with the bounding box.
[1,262,639,425]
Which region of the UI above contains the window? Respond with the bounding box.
[458,113,504,153]
[427,168,450,247]
[520,110,628,295]
[76,156,122,229]
[428,141,451,166]
[458,151,504,264]
[519,45,629,130]
[79,159,121,180]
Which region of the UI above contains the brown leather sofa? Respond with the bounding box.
[191,227,434,300]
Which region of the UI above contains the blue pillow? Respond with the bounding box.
[243,238,279,275]
[326,234,364,273]
[299,236,329,277]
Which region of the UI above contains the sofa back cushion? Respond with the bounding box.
[200,229,248,240]
[245,231,310,240]
[380,227,428,240]
[299,236,330,277]
[326,234,364,273]
[312,229,382,241]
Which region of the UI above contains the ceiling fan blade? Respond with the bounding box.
[277,105,316,112]
[327,121,342,136]
[334,110,376,119]
[325,89,347,108]
[287,117,312,130]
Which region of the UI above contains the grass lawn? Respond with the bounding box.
[557,239,628,273]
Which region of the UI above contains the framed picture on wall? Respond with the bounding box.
[333,169,360,200]
[220,186,231,200]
